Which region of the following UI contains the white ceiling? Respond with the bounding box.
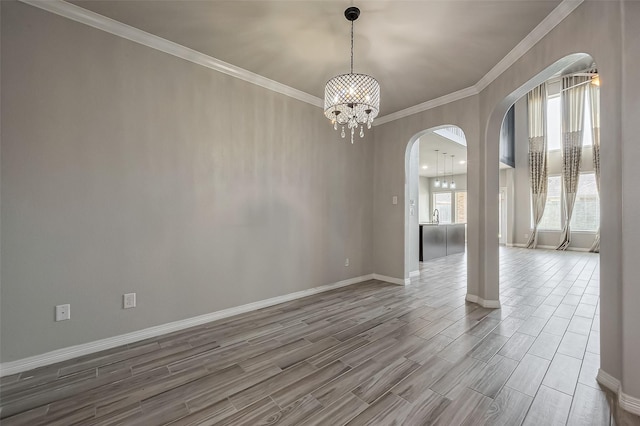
[70,0,562,117]
[418,131,467,178]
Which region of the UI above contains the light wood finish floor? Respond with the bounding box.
[1,247,639,425]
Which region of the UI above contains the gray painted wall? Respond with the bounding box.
[621,0,640,398]
[0,2,374,362]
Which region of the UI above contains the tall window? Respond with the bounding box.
[547,95,562,151]
[547,92,593,151]
[538,176,562,230]
[433,193,452,224]
[456,191,467,224]
[571,173,600,231]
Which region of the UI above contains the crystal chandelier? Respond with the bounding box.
[324,7,380,144]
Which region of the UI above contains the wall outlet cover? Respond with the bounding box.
[55,304,70,321]
[345,258,350,267]
[123,293,136,309]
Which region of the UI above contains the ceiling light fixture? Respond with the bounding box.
[450,155,456,189]
[459,160,466,165]
[422,165,428,170]
[442,152,449,189]
[324,7,380,144]
[434,150,441,188]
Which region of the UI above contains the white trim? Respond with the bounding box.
[0,273,373,377]
[620,390,640,416]
[597,369,621,393]
[373,273,410,286]
[18,0,323,109]
[19,0,582,125]
[466,293,501,309]
[409,270,421,279]
[597,369,640,416]
[511,243,591,252]
[374,86,479,126]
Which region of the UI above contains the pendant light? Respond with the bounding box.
[324,7,380,144]
[434,150,441,188]
[450,155,456,189]
[442,152,449,189]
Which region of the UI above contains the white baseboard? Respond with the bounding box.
[373,273,410,286]
[510,243,590,252]
[409,270,421,279]
[597,369,640,416]
[0,273,374,377]
[465,293,501,309]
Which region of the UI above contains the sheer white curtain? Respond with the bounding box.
[526,83,548,249]
[589,82,601,253]
[557,76,589,250]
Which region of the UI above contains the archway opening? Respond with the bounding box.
[405,125,468,290]
[489,52,601,361]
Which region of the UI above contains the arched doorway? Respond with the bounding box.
[404,125,468,287]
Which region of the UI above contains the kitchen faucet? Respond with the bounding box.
[432,209,439,224]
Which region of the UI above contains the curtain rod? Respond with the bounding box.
[560,77,598,92]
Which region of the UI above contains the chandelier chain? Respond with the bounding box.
[350,19,354,74]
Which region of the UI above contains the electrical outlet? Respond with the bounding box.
[55,304,70,321]
[345,258,350,267]
[123,293,136,309]
[392,196,398,205]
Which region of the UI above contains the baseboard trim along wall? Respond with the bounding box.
[510,243,591,252]
[409,270,421,279]
[597,369,640,416]
[0,273,375,377]
[465,293,501,309]
[372,273,410,286]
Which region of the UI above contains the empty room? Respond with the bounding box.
[1,0,640,425]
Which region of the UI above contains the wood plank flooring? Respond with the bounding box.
[1,247,639,425]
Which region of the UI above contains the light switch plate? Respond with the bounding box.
[392,196,398,205]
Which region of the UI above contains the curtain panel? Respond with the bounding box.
[589,82,601,253]
[557,75,589,250]
[526,83,548,249]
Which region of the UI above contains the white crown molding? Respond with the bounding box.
[597,369,640,416]
[466,293,501,309]
[0,273,373,377]
[374,86,479,126]
[373,273,409,286]
[18,0,324,109]
[20,0,582,125]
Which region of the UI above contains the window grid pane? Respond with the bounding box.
[434,193,452,224]
[547,96,562,151]
[571,173,599,231]
[538,176,562,230]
